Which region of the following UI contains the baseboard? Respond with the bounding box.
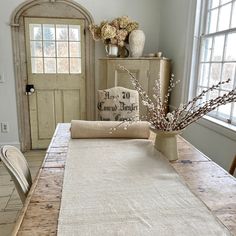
[0,142,21,149]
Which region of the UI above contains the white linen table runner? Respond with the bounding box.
[57,139,231,236]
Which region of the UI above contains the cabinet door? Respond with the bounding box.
[107,60,149,116]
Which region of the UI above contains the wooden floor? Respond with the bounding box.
[0,150,45,236]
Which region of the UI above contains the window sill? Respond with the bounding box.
[196,115,236,141]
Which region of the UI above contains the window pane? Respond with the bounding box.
[221,63,235,90]
[57,42,68,57]
[43,24,55,40]
[200,37,212,62]
[218,91,232,119]
[30,41,42,57]
[70,58,81,73]
[207,9,218,33]
[31,58,43,73]
[231,1,236,28]
[196,87,207,105]
[209,88,219,100]
[56,25,68,41]
[69,42,81,57]
[225,33,236,61]
[218,3,231,31]
[43,41,55,57]
[209,0,220,8]
[208,89,220,117]
[44,58,56,73]
[220,0,231,5]
[212,35,225,61]
[232,105,236,124]
[57,58,69,73]
[29,24,42,40]
[69,25,81,41]
[209,63,222,86]
[199,63,210,87]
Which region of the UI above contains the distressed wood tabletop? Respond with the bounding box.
[12,123,236,235]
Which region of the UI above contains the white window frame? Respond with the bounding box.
[190,0,236,135]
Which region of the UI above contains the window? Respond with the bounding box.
[195,0,236,125]
[25,18,83,74]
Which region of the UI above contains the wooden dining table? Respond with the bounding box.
[12,123,236,235]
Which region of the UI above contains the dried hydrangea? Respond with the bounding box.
[89,16,139,46]
[126,22,139,33]
[101,23,116,39]
[110,19,119,29]
[118,16,130,28]
[116,29,128,42]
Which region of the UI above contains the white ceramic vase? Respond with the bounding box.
[129,30,145,57]
[150,127,183,161]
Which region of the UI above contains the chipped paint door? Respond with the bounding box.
[25,17,86,149]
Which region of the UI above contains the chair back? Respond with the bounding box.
[0,145,32,203]
[97,86,140,121]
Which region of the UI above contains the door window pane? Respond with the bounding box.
[57,58,69,73]
[31,58,43,73]
[30,41,42,57]
[69,25,81,41]
[44,58,56,73]
[70,58,81,74]
[30,24,42,40]
[69,42,81,57]
[57,42,68,57]
[56,25,68,41]
[43,41,55,57]
[43,24,55,40]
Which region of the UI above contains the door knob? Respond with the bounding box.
[25,84,35,95]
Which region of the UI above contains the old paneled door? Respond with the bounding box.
[25,17,86,149]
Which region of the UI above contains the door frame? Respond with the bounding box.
[11,0,95,151]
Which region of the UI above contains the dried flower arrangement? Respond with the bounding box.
[119,66,236,131]
[89,16,139,47]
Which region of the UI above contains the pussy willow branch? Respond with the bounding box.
[119,65,236,131]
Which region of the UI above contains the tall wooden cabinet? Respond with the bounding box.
[99,58,171,116]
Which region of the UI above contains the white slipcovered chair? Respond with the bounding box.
[0,145,32,203]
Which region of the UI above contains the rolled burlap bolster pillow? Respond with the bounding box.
[71,120,150,139]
